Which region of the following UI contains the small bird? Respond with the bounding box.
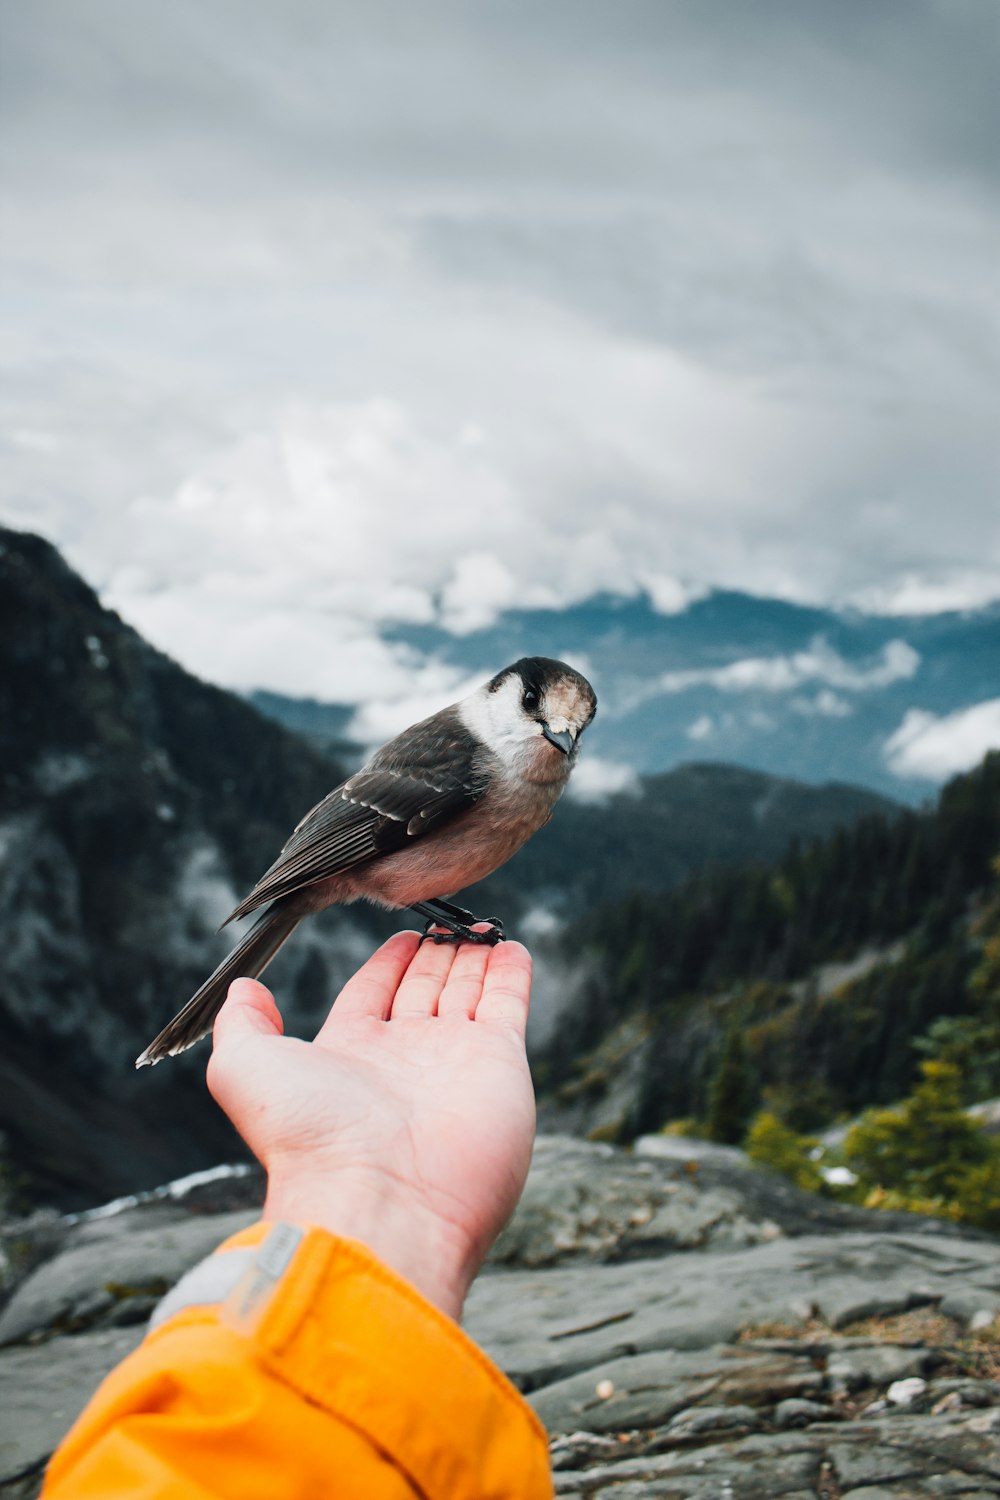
[137,656,596,1065]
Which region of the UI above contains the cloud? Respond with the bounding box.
[441,554,536,634]
[49,385,797,700]
[640,574,710,616]
[566,756,640,803]
[659,638,919,696]
[346,668,485,746]
[853,573,1000,616]
[3,0,1000,707]
[790,689,852,718]
[87,399,522,700]
[884,700,1000,779]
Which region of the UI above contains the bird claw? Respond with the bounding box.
[418,916,506,947]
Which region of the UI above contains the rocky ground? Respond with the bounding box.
[2,1136,999,1499]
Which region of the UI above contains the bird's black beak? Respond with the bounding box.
[542,724,574,755]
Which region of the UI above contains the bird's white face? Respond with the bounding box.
[459,666,595,782]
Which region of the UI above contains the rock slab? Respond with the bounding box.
[2,1137,998,1499]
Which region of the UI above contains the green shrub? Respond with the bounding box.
[745,1112,825,1193]
[659,1116,703,1138]
[844,1059,1000,1230]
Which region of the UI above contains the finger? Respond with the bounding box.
[208,979,283,1110]
[213,977,284,1050]
[389,932,459,1018]
[322,930,422,1026]
[436,928,494,1019]
[472,941,533,1034]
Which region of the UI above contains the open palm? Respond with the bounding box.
[207,929,536,1317]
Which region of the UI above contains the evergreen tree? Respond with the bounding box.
[843,1059,994,1204]
[706,1026,758,1143]
[915,854,1000,1102]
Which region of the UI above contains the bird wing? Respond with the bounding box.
[223,708,487,923]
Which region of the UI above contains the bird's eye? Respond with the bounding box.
[522,687,540,711]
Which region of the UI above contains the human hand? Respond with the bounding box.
[206,929,535,1319]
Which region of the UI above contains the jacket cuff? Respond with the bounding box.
[152,1220,552,1500]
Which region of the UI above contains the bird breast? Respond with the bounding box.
[310,770,565,911]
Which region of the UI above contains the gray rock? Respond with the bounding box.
[631,1187,782,1253]
[489,1136,783,1266]
[0,1326,144,1483]
[938,1288,1000,1327]
[667,1403,761,1434]
[468,1259,745,1390]
[842,1492,997,1500]
[634,1133,755,1170]
[826,1343,929,1391]
[828,1413,1000,1490]
[549,1415,1000,1498]
[820,1279,937,1329]
[529,1345,823,1434]
[774,1397,837,1428]
[466,1229,1000,1391]
[551,1430,823,1498]
[526,1136,984,1265]
[2,1137,998,1498]
[0,1210,69,1307]
[929,1377,1000,1408]
[840,1491,923,1500]
[629,1136,980,1243]
[0,1207,255,1345]
[548,1431,623,1472]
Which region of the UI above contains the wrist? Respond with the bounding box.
[262,1164,478,1320]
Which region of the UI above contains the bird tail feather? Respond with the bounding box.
[136,908,302,1067]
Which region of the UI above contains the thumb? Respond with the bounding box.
[207,978,284,1117]
[207,979,284,1145]
[213,977,284,1050]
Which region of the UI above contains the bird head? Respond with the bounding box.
[461,657,597,782]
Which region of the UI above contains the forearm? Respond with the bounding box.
[263,1161,480,1321]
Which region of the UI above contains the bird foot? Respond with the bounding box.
[418,916,506,947]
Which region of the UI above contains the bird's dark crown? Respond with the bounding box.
[488,656,597,723]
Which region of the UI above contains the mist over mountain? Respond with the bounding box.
[3,525,904,1209]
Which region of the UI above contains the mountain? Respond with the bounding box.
[0,526,391,1209]
[368,590,1000,802]
[246,690,361,764]
[541,749,1000,1145]
[458,762,897,927]
[1,526,906,1209]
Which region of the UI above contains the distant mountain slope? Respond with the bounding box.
[542,750,1000,1143]
[247,690,361,763]
[460,762,898,924]
[0,527,381,1208]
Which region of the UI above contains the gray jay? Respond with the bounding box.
[137,656,596,1066]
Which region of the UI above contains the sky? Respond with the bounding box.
[3,1,1000,759]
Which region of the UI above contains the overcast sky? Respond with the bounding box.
[3,0,999,710]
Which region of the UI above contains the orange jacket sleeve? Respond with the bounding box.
[42,1221,553,1500]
